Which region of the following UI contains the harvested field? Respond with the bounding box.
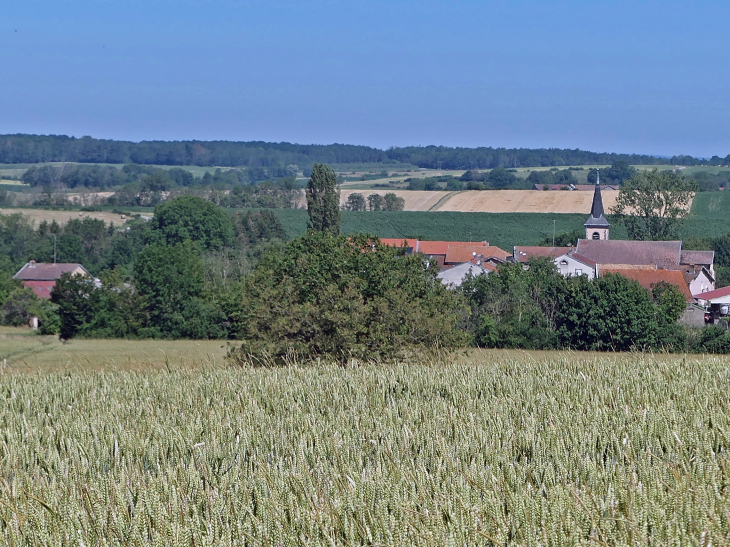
[340,189,451,211]
[435,189,621,213]
[0,207,132,226]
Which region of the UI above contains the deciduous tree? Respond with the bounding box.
[611,169,697,240]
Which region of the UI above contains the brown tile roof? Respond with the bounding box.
[13,262,90,281]
[680,250,715,266]
[600,268,694,303]
[514,246,572,263]
[379,238,420,252]
[575,239,682,268]
[445,245,509,264]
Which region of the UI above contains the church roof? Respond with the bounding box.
[575,239,682,267]
[584,177,610,228]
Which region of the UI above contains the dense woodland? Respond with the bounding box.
[3,133,727,170]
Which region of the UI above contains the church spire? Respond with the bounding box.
[584,169,610,240]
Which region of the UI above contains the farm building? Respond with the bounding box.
[695,286,730,307]
[13,261,96,299]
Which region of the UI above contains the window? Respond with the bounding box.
[592,232,600,240]
[575,269,582,275]
[559,260,568,265]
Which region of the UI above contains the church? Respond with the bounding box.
[514,175,716,299]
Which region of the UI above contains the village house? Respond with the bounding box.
[380,238,509,287]
[13,261,96,299]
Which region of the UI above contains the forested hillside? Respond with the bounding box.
[2,134,724,169]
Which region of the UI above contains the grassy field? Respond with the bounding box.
[271,189,730,248]
[273,209,629,249]
[0,327,227,372]
[1,338,729,544]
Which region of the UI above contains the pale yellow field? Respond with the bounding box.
[0,327,228,372]
[434,189,621,213]
[0,207,131,226]
[339,190,451,211]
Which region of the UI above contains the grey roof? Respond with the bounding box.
[584,182,610,228]
[680,250,714,266]
[437,262,491,287]
[13,262,89,281]
[574,239,682,267]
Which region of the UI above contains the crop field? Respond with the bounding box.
[436,189,621,214]
[339,190,451,211]
[0,341,729,545]
[272,209,623,249]
[0,207,131,226]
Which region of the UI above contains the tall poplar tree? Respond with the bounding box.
[306,163,341,234]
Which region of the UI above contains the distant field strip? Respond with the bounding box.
[436,189,622,213]
[339,189,450,211]
[0,207,130,226]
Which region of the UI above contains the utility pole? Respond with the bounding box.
[552,220,556,248]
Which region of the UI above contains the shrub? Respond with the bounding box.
[230,231,468,364]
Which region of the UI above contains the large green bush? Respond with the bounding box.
[230,231,468,364]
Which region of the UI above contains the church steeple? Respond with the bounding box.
[584,170,610,240]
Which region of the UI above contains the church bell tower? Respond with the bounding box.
[584,171,610,240]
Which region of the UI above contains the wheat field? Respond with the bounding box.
[0,348,729,545]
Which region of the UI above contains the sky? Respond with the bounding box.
[2,0,729,158]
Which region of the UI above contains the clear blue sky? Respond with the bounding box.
[2,0,728,157]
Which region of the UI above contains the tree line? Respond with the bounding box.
[3,133,724,170]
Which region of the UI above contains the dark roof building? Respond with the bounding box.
[13,261,92,299]
[575,239,683,268]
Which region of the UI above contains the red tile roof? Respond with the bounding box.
[693,285,730,301]
[575,240,682,267]
[13,262,90,281]
[416,241,474,255]
[444,245,509,264]
[379,238,419,250]
[514,246,572,263]
[600,268,694,303]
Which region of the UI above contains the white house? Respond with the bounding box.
[553,253,597,279]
